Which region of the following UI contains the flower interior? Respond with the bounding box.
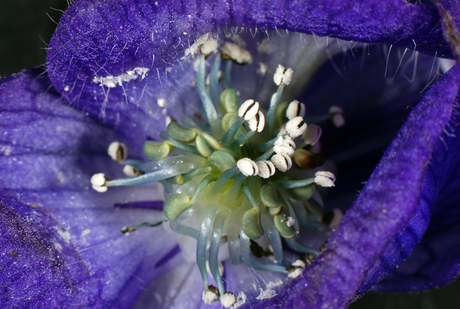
[91,38,344,308]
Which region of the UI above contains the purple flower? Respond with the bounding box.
[2,0,460,308]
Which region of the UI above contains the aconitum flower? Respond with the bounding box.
[2,0,460,308]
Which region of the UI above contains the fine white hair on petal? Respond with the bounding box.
[271,154,292,172]
[286,100,306,120]
[286,117,307,138]
[238,99,260,121]
[256,160,276,178]
[107,141,127,161]
[237,158,259,176]
[303,124,322,145]
[314,171,336,187]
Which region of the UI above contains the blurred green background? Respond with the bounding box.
[1,1,459,308]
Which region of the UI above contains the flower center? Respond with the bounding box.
[91,38,344,308]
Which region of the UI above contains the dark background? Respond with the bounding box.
[1,1,459,308]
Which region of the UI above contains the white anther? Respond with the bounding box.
[91,173,108,193]
[302,124,322,146]
[277,124,287,136]
[288,260,306,279]
[247,111,265,132]
[329,208,344,229]
[286,117,307,138]
[202,290,219,305]
[274,136,296,156]
[206,261,224,277]
[286,100,306,120]
[107,141,127,162]
[273,65,294,86]
[286,216,295,227]
[237,158,259,176]
[271,154,292,172]
[221,42,253,64]
[123,165,143,177]
[329,106,345,128]
[314,171,336,187]
[221,293,237,308]
[256,160,276,179]
[238,99,260,121]
[200,38,219,55]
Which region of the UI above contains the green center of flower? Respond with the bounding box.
[91,40,344,307]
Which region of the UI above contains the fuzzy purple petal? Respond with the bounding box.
[0,68,181,307]
[46,0,448,150]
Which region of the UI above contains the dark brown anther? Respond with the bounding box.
[294,149,325,169]
[250,240,265,258]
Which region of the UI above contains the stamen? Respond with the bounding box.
[107,142,127,162]
[238,99,260,121]
[93,58,342,305]
[220,42,253,64]
[286,100,306,120]
[287,260,307,279]
[329,106,345,128]
[286,117,307,138]
[256,160,275,179]
[237,158,259,176]
[90,173,108,192]
[314,171,336,187]
[247,111,265,132]
[302,124,322,146]
[271,153,292,172]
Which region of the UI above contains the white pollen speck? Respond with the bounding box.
[157,98,166,107]
[286,216,295,227]
[93,67,149,88]
[53,226,71,243]
[81,229,91,237]
[54,243,63,252]
[165,116,172,126]
[64,85,70,91]
[1,146,12,156]
[257,62,268,76]
[161,108,167,115]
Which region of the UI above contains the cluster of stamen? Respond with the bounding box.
[91,38,345,308]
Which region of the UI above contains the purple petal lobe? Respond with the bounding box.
[0,68,181,307]
[253,65,460,308]
[46,0,448,149]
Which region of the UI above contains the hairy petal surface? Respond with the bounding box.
[0,68,181,307]
[46,0,448,149]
